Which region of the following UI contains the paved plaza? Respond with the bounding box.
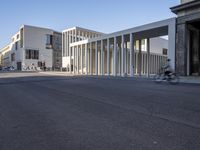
[0,72,200,150]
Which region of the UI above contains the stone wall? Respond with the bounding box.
[181,0,195,4]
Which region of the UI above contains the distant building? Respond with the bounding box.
[0,25,62,71]
[0,45,11,69]
[171,0,200,76]
[62,27,103,71]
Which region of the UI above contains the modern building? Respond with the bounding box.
[67,18,175,77]
[0,44,11,69]
[171,0,200,76]
[62,27,103,71]
[0,25,62,71]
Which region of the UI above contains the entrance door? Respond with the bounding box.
[188,22,200,76]
[17,62,22,71]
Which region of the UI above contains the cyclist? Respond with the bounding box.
[163,59,172,77]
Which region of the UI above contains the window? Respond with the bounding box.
[46,34,53,49]
[17,34,19,39]
[15,42,18,50]
[11,53,15,61]
[25,49,39,59]
[20,28,24,48]
[163,48,168,55]
[38,61,42,67]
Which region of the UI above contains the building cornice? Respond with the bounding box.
[171,0,200,14]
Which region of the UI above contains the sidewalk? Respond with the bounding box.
[179,76,200,85]
[38,71,200,85]
[38,71,74,76]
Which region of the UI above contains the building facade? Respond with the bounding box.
[171,0,200,76]
[0,25,62,71]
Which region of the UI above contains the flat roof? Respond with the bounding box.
[171,0,200,14]
[62,26,105,35]
[70,18,176,47]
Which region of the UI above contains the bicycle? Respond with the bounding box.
[153,68,179,84]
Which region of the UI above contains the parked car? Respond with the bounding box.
[2,66,15,71]
[9,66,15,71]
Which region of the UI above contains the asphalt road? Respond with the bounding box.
[0,72,200,150]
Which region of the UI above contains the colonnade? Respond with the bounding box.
[71,34,167,77]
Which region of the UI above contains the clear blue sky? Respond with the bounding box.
[0,0,179,49]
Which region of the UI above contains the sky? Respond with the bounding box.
[0,0,179,49]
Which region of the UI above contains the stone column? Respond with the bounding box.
[138,40,142,76]
[73,46,75,74]
[168,19,176,71]
[85,44,88,75]
[95,41,98,75]
[101,40,104,75]
[69,32,72,74]
[130,33,134,77]
[147,38,150,77]
[90,43,92,75]
[121,35,124,76]
[77,46,79,74]
[81,44,83,74]
[113,37,117,76]
[176,23,187,75]
[107,39,110,76]
[125,41,127,74]
[62,32,64,58]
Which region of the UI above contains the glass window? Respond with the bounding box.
[15,42,18,50]
[46,34,53,49]
[11,53,15,61]
[25,49,39,59]
[163,48,168,55]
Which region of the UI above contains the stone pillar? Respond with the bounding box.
[85,44,88,75]
[168,18,176,71]
[121,35,124,76]
[77,46,79,74]
[81,44,83,74]
[73,46,75,74]
[107,39,110,76]
[138,40,142,76]
[130,33,134,77]
[147,38,150,77]
[125,41,127,74]
[176,23,187,75]
[69,33,72,74]
[95,41,98,75]
[90,43,92,75]
[101,40,104,75]
[113,37,117,76]
[62,32,64,57]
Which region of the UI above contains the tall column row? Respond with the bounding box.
[71,34,139,77]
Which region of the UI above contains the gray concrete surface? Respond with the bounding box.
[0,72,200,150]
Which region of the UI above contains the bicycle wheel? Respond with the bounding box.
[169,73,179,84]
[153,74,163,83]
